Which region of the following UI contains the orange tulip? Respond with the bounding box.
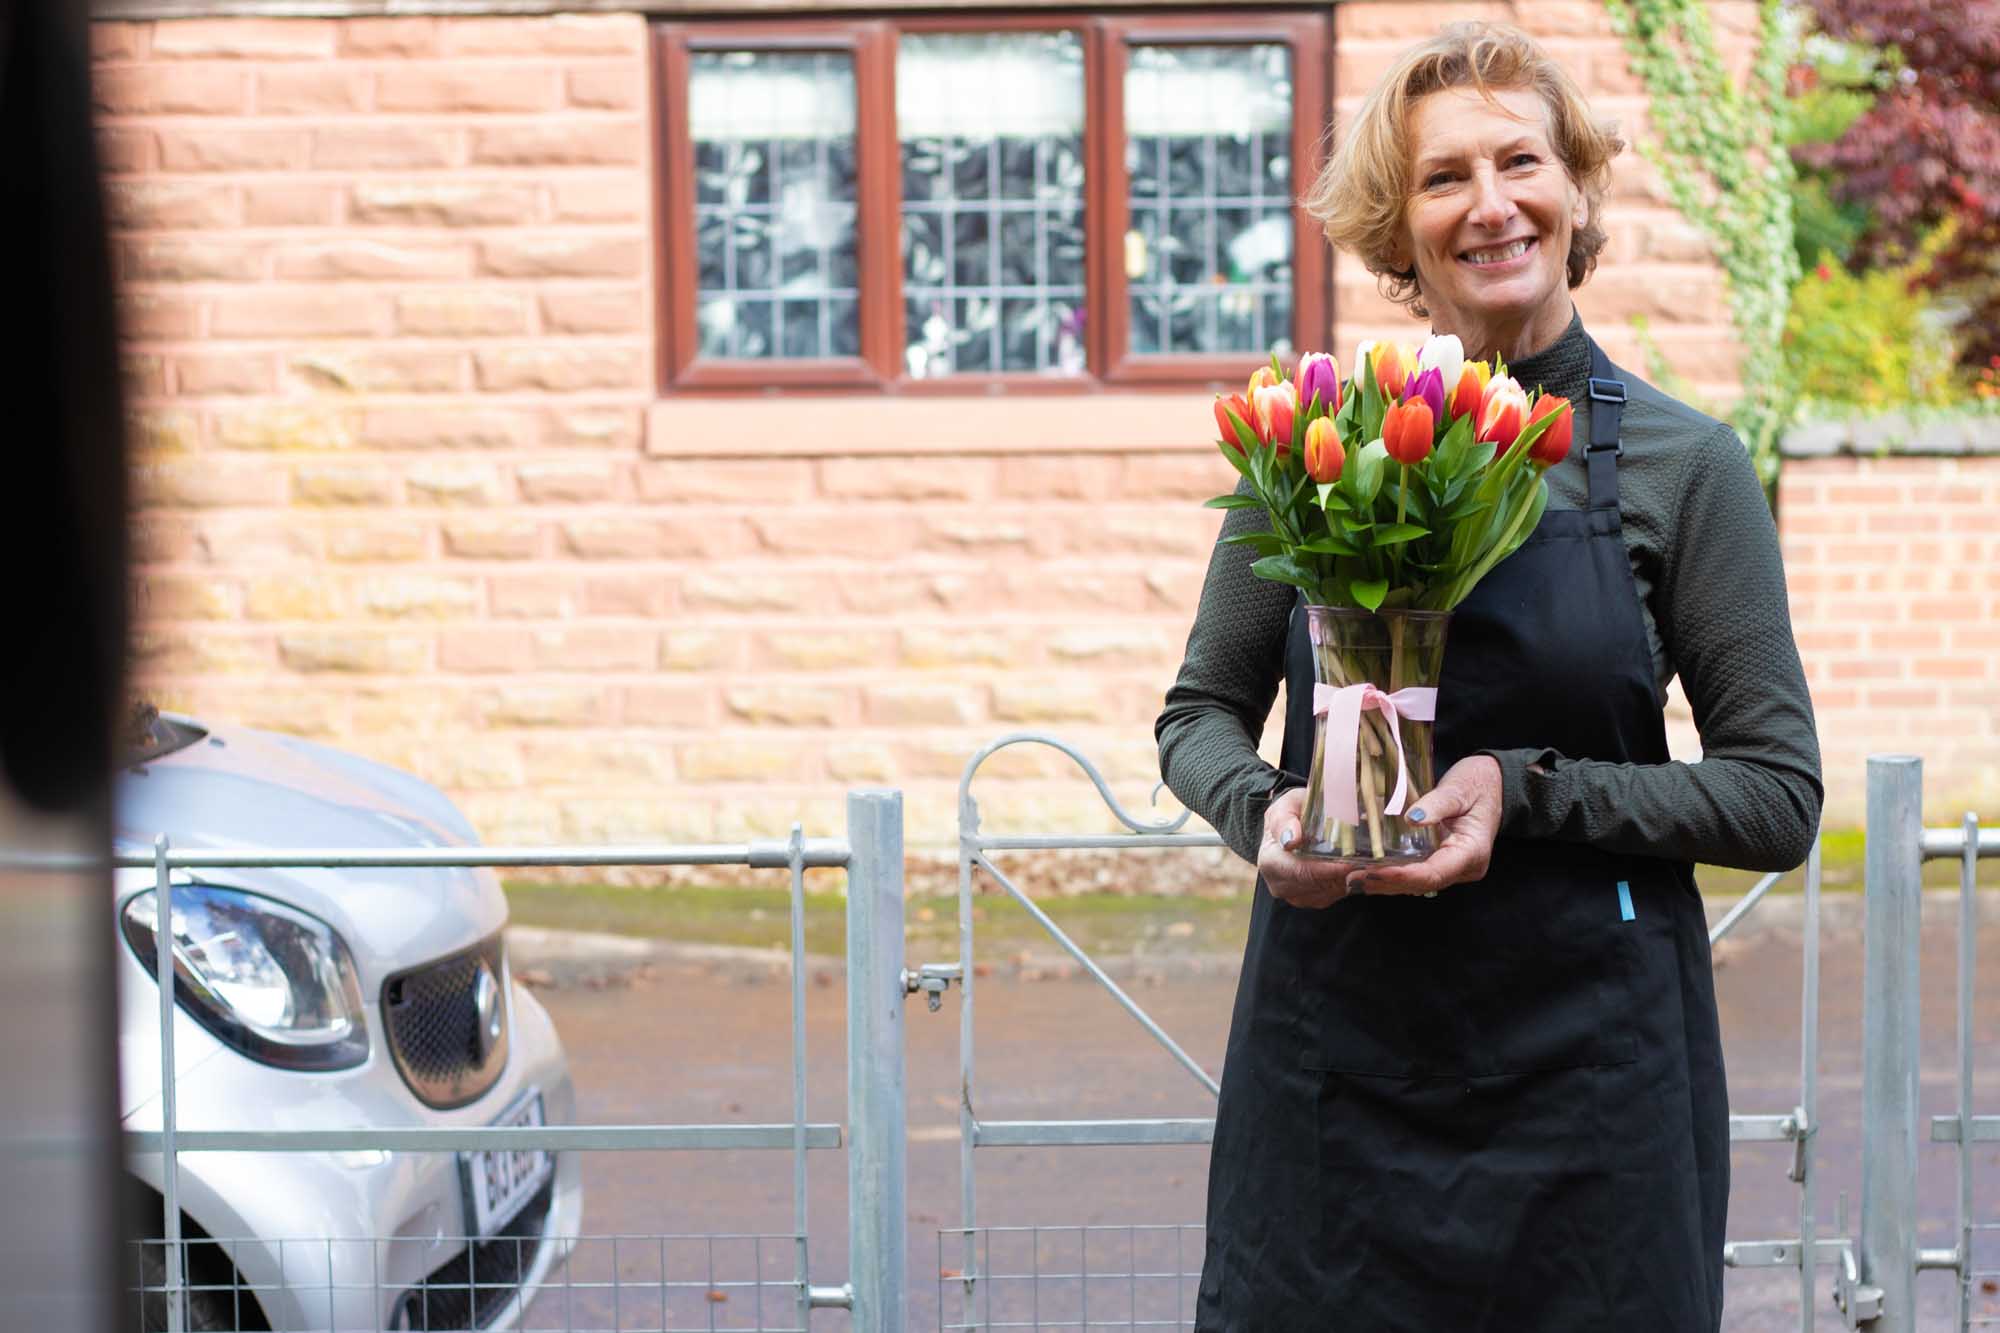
[1447,361,1491,420]
[1214,393,1253,453]
[1373,343,1413,402]
[1252,381,1298,457]
[1525,395,1573,467]
[1476,376,1529,452]
[1247,365,1280,402]
[1381,398,1434,465]
[1303,416,1343,482]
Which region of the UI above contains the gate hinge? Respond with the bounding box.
[1834,1241,1883,1327]
[1788,1106,1812,1183]
[903,962,962,1012]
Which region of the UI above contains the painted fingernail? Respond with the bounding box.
[1407,807,1427,824]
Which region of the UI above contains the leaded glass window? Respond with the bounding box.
[898,32,1087,378]
[690,51,861,361]
[1125,43,1294,358]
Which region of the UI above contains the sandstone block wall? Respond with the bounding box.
[100,4,1993,860]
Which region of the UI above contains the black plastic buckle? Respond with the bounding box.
[1588,377,1627,404]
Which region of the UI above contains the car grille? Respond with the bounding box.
[381,936,509,1109]
[397,1181,553,1331]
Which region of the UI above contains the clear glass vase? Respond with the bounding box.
[1297,606,1452,862]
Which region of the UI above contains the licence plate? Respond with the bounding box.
[460,1092,553,1237]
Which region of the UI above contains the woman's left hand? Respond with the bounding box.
[1346,754,1503,897]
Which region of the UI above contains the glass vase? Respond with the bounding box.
[1297,606,1452,862]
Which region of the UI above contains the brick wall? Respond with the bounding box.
[101,4,1989,860]
[1779,453,2000,827]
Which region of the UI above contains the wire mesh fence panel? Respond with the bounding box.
[131,1232,808,1333]
[938,1225,1204,1332]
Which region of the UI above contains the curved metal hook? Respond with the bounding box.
[957,731,1196,836]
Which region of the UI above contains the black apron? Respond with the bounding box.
[1196,343,1729,1331]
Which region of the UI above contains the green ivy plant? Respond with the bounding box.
[1602,0,1801,488]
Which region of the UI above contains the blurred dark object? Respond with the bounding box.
[0,2,132,1333]
[1795,0,2000,370]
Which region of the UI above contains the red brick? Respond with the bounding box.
[395,290,526,336]
[1336,2,1514,39]
[254,66,370,114]
[290,349,464,395]
[97,130,153,174]
[243,183,338,226]
[126,355,167,398]
[533,627,656,671]
[478,235,644,279]
[91,150,176,218]
[158,128,308,172]
[752,512,913,558]
[564,66,642,110]
[137,458,287,508]
[819,457,993,502]
[348,181,537,227]
[997,456,1117,501]
[278,241,469,282]
[339,18,438,56]
[360,406,536,450]
[95,65,248,116]
[538,288,644,334]
[440,629,535,674]
[517,461,619,502]
[91,23,149,61]
[1914,657,1989,681]
[439,15,642,57]
[443,519,541,560]
[151,20,338,60]
[559,516,712,559]
[124,238,264,283]
[470,123,643,167]
[376,67,560,114]
[549,177,644,222]
[582,574,670,616]
[542,407,641,450]
[212,292,385,339]
[621,683,713,727]
[175,354,274,396]
[120,293,203,340]
[636,459,814,504]
[489,575,579,619]
[1116,454,1234,500]
[312,127,455,171]
[1828,659,1906,682]
[474,346,645,392]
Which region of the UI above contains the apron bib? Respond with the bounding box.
[1196,342,1729,1332]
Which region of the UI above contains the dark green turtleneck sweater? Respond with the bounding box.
[1155,311,1823,873]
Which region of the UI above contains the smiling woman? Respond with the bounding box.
[1156,20,1822,1333]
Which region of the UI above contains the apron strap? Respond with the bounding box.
[1585,339,1626,512]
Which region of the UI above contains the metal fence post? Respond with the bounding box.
[847,790,907,1333]
[1860,755,1923,1331]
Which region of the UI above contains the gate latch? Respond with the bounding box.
[1832,1193,1882,1328]
[903,962,962,1012]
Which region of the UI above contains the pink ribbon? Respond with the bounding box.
[1312,683,1439,827]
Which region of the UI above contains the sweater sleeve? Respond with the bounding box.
[1483,424,1824,872]
[1155,478,1299,865]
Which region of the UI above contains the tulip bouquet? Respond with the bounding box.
[1205,334,1575,861]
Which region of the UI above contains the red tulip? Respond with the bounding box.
[1525,395,1573,467]
[1303,417,1343,482]
[1373,343,1413,402]
[1476,376,1528,452]
[1381,398,1434,464]
[1215,393,1253,453]
[1447,362,1491,420]
[1252,381,1298,458]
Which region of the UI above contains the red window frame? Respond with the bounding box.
[651,12,1332,395]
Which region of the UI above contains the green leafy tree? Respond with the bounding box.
[1602,0,1800,487]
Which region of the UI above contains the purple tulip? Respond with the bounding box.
[1296,352,1341,416]
[1403,367,1446,426]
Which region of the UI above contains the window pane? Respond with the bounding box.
[1125,43,1294,358]
[690,51,859,361]
[900,32,1087,378]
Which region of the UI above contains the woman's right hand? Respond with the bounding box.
[1256,786,1365,909]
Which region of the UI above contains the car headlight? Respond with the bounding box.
[121,885,369,1071]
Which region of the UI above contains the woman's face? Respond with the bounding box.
[1394,85,1587,357]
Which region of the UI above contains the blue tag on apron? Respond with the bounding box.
[1617,880,1635,922]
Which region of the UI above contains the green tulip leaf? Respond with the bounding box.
[1350,577,1389,612]
[1224,406,1262,457]
[1351,439,1389,504]
[1297,535,1361,557]
[1204,494,1263,510]
[1250,554,1319,595]
[1223,530,1288,557]
[1372,522,1430,546]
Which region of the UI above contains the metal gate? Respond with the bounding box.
[19,746,1992,1331]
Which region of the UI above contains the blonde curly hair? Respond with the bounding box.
[1302,22,1625,319]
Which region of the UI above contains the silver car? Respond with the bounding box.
[116,712,583,1331]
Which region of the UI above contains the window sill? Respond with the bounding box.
[645,390,1221,458]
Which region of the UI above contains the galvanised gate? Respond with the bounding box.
[70,743,1997,1331]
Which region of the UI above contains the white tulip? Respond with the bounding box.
[1417,333,1465,388]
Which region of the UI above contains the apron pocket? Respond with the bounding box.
[1296,869,1642,1078]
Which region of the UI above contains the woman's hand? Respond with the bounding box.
[1347,754,1503,897]
[1257,786,1369,909]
